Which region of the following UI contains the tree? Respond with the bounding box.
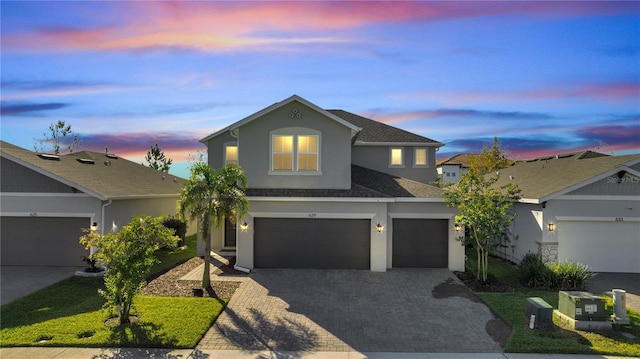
[178,163,249,288]
[80,215,179,324]
[444,167,520,282]
[468,137,511,174]
[34,120,81,154]
[144,144,173,172]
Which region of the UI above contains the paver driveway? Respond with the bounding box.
[198,269,508,353]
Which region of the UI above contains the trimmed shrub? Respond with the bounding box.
[548,261,595,291]
[162,217,187,246]
[517,253,557,290]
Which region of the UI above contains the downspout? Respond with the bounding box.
[100,199,112,238]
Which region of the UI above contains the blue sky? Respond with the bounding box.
[1,1,638,179]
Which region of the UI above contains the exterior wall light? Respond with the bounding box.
[548,223,555,232]
[240,222,249,231]
[90,222,98,232]
[454,223,461,232]
[376,223,384,233]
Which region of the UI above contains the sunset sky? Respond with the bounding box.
[2,1,639,178]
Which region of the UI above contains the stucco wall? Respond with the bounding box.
[103,197,181,234]
[351,146,437,184]
[206,131,237,170]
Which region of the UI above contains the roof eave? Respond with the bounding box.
[354,141,443,147]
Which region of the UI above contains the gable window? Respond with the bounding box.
[225,145,238,165]
[270,130,320,174]
[414,148,427,167]
[390,147,404,167]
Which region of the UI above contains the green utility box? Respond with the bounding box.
[526,297,553,324]
[558,291,607,321]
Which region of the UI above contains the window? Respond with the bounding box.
[271,133,319,172]
[390,148,404,167]
[225,145,238,165]
[414,148,427,167]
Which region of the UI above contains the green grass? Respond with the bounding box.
[466,249,640,356]
[0,233,227,348]
[150,233,198,275]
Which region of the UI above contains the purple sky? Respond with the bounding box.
[1,1,639,178]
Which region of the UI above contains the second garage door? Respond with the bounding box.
[254,218,370,269]
[393,219,448,268]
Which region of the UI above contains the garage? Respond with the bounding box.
[392,219,448,268]
[254,218,370,269]
[558,220,640,273]
[1,216,89,266]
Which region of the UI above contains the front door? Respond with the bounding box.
[224,218,236,248]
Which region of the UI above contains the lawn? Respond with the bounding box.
[466,250,640,356]
[0,234,227,348]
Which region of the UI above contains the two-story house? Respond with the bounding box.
[201,95,464,272]
[436,154,478,184]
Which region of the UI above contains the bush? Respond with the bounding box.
[162,217,187,246]
[517,253,557,290]
[548,261,595,291]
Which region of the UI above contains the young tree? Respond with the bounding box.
[444,167,520,282]
[469,137,512,174]
[34,120,81,154]
[178,163,249,288]
[80,215,179,324]
[144,144,173,172]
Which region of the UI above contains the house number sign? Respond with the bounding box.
[615,217,624,222]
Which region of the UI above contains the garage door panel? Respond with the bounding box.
[254,218,370,269]
[1,217,89,266]
[393,219,448,268]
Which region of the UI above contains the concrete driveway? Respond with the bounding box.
[587,272,640,312]
[198,269,509,353]
[0,266,83,306]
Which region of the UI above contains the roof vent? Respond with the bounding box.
[104,160,111,166]
[105,154,119,159]
[173,178,178,183]
[509,175,514,180]
[162,176,166,180]
[77,158,95,165]
[38,153,60,161]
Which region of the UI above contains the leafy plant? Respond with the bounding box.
[162,217,187,246]
[518,253,557,289]
[144,143,173,172]
[549,261,595,291]
[80,215,179,324]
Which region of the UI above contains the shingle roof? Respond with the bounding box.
[436,153,480,167]
[327,110,443,145]
[493,152,640,201]
[1,141,185,200]
[247,165,443,199]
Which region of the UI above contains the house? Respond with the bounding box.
[492,151,640,273]
[0,141,186,266]
[436,153,478,184]
[201,95,464,272]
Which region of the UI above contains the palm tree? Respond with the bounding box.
[178,162,249,288]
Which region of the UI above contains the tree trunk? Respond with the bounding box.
[202,216,211,289]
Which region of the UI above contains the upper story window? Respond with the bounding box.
[270,128,321,174]
[225,145,238,165]
[414,148,427,167]
[389,147,404,167]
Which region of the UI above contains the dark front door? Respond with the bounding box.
[224,218,236,247]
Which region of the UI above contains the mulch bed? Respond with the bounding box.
[454,270,516,292]
[141,257,244,299]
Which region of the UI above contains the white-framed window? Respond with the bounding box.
[270,129,320,174]
[389,147,404,167]
[414,147,427,167]
[224,144,238,165]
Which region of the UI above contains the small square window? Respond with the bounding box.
[225,145,238,165]
[390,148,403,167]
[414,148,427,166]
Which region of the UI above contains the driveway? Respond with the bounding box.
[587,272,640,312]
[0,266,83,306]
[198,269,509,353]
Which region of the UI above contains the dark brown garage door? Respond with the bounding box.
[393,219,448,268]
[1,217,89,266]
[254,218,370,269]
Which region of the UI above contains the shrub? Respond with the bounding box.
[517,253,557,290]
[162,217,187,246]
[548,261,595,291]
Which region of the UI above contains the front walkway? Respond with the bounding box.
[196,268,507,353]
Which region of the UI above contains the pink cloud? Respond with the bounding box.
[4,1,635,53]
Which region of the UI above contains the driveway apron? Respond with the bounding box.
[198,269,506,353]
[0,266,83,306]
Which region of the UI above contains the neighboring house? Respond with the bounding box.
[436,153,478,184]
[201,95,464,272]
[492,151,640,273]
[0,141,186,266]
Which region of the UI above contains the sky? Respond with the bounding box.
[1,1,639,179]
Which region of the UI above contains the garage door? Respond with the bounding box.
[558,221,640,273]
[1,217,89,266]
[254,218,370,269]
[393,219,448,268]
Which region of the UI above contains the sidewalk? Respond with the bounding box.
[0,348,635,359]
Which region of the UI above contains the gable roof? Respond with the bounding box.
[1,141,185,200]
[247,165,443,199]
[200,95,361,143]
[493,152,640,203]
[328,110,442,146]
[436,153,480,167]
